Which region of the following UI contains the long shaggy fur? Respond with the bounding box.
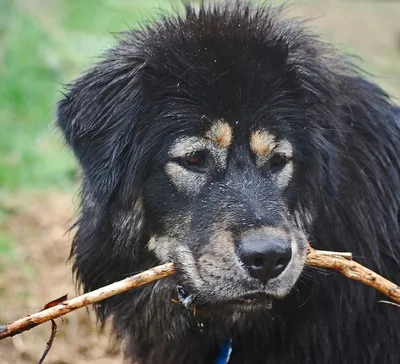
[57,3,400,364]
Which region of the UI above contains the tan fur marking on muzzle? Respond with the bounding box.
[242,226,290,239]
[206,120,232,148]
[199,225,236,259]
[211,228,235,248]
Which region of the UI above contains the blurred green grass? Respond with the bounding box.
[0,0,180,192]
[0,0,181,258]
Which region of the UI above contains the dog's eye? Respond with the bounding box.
[269,154,289,171]
[176,150,210,172]
[184,151,206,166]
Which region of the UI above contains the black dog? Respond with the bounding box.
[57,3,400,364]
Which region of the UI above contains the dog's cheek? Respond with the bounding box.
[147,213,193,262]
[143,169,187,225]
[148,236,180,262]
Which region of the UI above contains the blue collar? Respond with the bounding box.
[175,286,232,363]
[216,338,232,364]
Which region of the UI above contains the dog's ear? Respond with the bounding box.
[57,48,145,202]
[57,45,150,295]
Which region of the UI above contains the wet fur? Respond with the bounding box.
[57,3,400,364]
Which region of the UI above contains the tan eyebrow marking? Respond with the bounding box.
[250,130,277,157]
[205,120,232,148]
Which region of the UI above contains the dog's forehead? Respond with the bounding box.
[205,120,280,154]
[142,8,300,120]
[169,119,292,158]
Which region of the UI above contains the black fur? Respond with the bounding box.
[57,3,400,364]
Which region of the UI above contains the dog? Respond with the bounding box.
[57,3,400,363]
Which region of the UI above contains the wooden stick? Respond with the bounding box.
[1,247,400,341]
[307,246,400,303]
[0,263,175,340]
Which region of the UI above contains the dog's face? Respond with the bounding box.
[145,118,307,308]
[144,119,306,307]
[59,4,340,316]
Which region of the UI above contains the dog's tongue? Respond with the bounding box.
[177,285,196,308]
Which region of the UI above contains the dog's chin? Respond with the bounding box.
[214,293,275,312]
[202,294,276,315]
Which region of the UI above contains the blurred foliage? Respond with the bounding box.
[0,0,73,190]
[0,0,180,191]
[0,0,181,258]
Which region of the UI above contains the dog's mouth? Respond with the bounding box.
[176,285,273,310]
[235,293,273,307]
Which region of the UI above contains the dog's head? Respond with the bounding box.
[58,4,342,315]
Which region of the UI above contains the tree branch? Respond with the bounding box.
[307,245,400,303]
[1,246,400,341]
[0,263,175,340]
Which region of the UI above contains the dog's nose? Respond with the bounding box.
[237,232,292,283]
